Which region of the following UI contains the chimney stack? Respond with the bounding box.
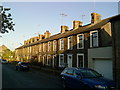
[73,20,82,29]
[61,25,69,33]
[34,36,39,42]
[39,34,44,40]
[24,40,27,45]
[91,13,101,24]
[44,31,51,38]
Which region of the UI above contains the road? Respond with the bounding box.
[2,63,64,89]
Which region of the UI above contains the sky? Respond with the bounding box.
[0,1,118,51]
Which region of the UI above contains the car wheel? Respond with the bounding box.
[18,67,21,71]
[62,80,67,88]
[83,85,91,90]
[16,67,18,71]
[27,68,29,71]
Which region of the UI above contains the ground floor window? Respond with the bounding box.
[77,54,84,67]
[38,55,41,62]
[59,54,64,67]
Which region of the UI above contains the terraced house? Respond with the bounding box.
[15,13,120,87]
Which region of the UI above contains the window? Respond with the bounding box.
[43,55,46,65]
[77,34,84,49]
[68,36,72,50]
[53,40,57,51]
[59,54,64,67]
[60,38,64,50]
[38,55,41,62]
[39,44,42,52]
[77,54,84,68]
[35,45,38,54]
[90,30,98,47]
[43,43,45,52]
[48,42,51,52]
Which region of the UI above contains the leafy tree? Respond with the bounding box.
[2,49,15,61]
[0,6,15,34]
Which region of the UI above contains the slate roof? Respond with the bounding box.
[16,14,120,49]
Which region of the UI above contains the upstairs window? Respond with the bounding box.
[48,42,51,52]
[43,43,45,52]
[68,36,73,50]
[59,54,64,67]
[90,30,98,47]
[53,40,57,51]
[77,34,84,49]
[39,44,42,52]
[60,38,64,50]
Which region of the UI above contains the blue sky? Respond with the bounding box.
[0,2,118,51]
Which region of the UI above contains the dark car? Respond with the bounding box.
[60,67,116,90]
[16,62,29,71]
[1,59,8,64]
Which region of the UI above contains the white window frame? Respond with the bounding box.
[38,55,41,62]
[59,54,64,67]
[43,55,46,65]
[60,38,64,50]
[39,44,42,52]
[48,42,51,52]
[43,43,46,52]
[77,34,84,49]
[53,40,57,51]
[77,54,84,68]
[35,45,38,54]
[90,30,99,47]
[67,36,73,50]
[43,43,45,52]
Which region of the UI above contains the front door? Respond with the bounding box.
[67,54,72,67]
[53,55,56,68]
[77,54,84,67]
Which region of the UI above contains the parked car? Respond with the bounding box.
[1,59,8,64]
[60,67,116,90]
[16,62,29,71]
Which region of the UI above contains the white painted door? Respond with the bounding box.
[53,55,56,68]
[94,60,113,80]
[67,55,72,67]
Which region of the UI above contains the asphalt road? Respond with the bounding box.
[2,63,64,90]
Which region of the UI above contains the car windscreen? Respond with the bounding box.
[2,60,7,61]
[79,69,102,78]
[21,63,28,65]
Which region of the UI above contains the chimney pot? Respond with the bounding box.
[44,31,51,38]
[73,20,82,29]
[91,13,101,24]
[39,34,44,40]
[61,26,69,33]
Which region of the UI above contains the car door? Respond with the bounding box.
[64,68,74,87]
[72,70,85,88]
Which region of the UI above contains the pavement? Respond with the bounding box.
[30,65,63,75]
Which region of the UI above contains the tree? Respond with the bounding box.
[2,48,15,61]
[0,6,15,34]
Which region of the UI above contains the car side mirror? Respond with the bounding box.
[76,75,82,79]
[76,72,82,79]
